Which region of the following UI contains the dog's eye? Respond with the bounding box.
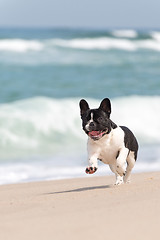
[98,117,103,122]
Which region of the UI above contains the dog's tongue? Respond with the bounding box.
[88,131,102,137]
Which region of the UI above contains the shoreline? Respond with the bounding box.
[0,172,160,240]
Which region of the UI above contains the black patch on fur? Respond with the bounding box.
[110,120,117,129]
[120,126,138,160]
[116,151,120,159]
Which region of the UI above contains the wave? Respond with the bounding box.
[50,38,137,51]
[0,31,160,53]
[0,96,160,160]
[111,96,160,144]
[111,30,138,38]
[150,31,160,41]
[0,39,43,52]
[0,97,85,159]
[50,36,160,51]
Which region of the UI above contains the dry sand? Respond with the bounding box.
[0,172,160,240]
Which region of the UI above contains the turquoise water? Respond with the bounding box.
[0,28,160,184]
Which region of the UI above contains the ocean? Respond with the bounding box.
[0,28,160,185]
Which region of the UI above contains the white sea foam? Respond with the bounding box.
[48,37,160,52]
[0,97,87,160]
[51,38,137,51]
[0,159,106,185]
[150,31,160,41]
[111,96,160,144]
[0,39,43,52]
[0,150,160,185]
[112,30,138,38]
[0,36,160,53]
[136,39,160,51]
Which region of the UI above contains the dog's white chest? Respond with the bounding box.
[87,127,125,164]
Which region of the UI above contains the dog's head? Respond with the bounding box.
[79,98,117,140]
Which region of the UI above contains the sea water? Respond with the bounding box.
[0,28,160,184]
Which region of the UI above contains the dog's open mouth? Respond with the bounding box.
[88,130,107,140]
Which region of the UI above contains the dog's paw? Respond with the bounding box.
[85,166,97,174]
[124,179,131,184]
[115,175,124,185]
[115,179,124,185]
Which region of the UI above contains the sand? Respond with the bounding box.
[0,172,160,240]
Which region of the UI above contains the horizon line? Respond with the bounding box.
[0,25,159,31]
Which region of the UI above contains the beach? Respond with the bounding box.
[0,171,160,240]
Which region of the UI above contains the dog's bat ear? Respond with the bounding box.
[79,99,90,116]
[99,98,111,117]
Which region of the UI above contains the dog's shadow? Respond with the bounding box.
[46,184,112,195]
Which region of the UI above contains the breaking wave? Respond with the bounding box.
[111,30,138,38]
[49,36,160,51]
[0,96,160,160]
[0,30,160,53]
[0,39,43,52]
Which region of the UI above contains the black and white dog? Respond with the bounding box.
[79,98,138,185]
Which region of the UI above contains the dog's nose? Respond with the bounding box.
[89,122,95,127]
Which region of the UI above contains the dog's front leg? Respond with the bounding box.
[85,154,98,174]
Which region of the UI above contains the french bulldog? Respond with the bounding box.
[79,98,138,185]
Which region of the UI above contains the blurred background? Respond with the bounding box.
[0,0,160,184]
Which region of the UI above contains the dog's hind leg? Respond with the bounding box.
[109,147,129,185]
[123,151,136,183]
[109,164,124,185]
[116,147,129,177]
